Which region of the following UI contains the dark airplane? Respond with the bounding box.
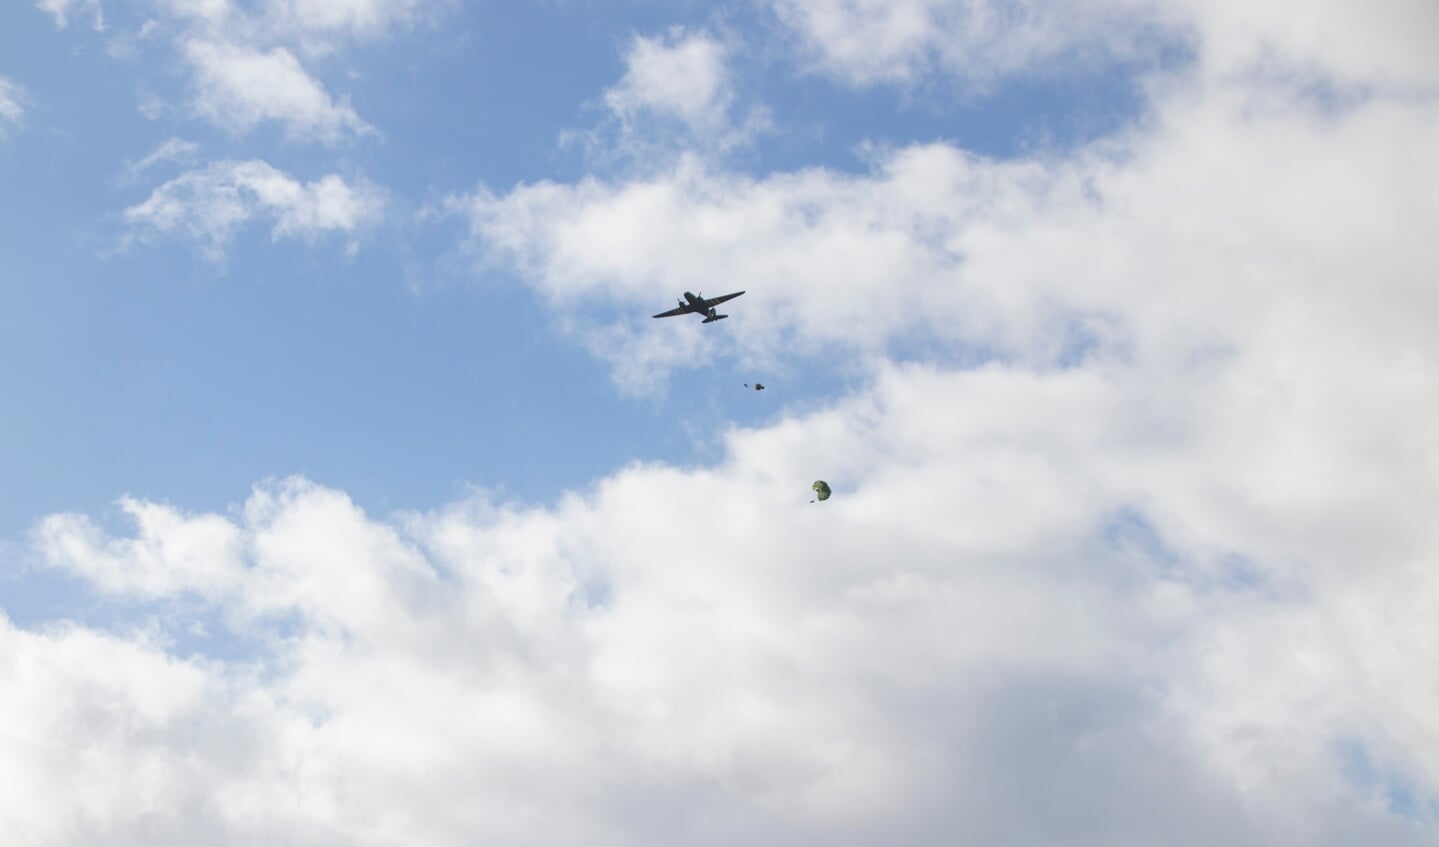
[652,290,745,323]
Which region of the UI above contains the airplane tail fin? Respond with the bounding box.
[702,313,728,323]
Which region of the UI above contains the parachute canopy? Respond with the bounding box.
[811,480,831,501]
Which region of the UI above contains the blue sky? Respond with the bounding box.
[2,1,1439,843]
[0,1,1156,536]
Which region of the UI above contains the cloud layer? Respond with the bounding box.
[8,0,1439,843]
[464,70,1439,397]
[767,0,1439,92]
[15,328,1439,841]
[22,67,1439,830]
[769,0,1158,89]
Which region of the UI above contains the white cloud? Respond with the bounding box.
[769,0,1157,89]
[150,0,448,52]
[10,2,1439,842]
[124,159,385,259]
[121,137,200,182]
[460,147,1065,387]
[433,54,1439,841]
[36,0,105,30]
[0,78,25,137]
[463,68,1439,391]
[16,55,1439,807]
[39,0,443,198]
[0,618,223,845]
[134,1,449,142]
[258,0,448,44]
[1176,0,1439,90]
[183,39,374,143]
[768,0,1439,92]
[35,497,243,599]
[606,28,735,136]
[13,322,1439,842]
[573,27,768,165]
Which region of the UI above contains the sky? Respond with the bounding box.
[1,0,1437,843]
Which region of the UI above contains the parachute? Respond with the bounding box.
[811,480,831,502]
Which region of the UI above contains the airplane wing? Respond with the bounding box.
[702,290,745,308]
[652,305,689,318]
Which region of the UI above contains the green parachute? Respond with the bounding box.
[811,480,831,502]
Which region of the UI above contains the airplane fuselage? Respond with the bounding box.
[652,289,745,322]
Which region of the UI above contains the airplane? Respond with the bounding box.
[652,290,745,323]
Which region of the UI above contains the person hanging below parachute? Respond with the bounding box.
[810,480,831,503]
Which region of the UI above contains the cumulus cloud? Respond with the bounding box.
[183,39,374,143]
[0,78,25,137]
[463,60,1439,389]
[67,1,445,144]
[19,125,1439,831]
[429,34,1439,838]
[768,0,1439,93]
[0,618,222,845]
[12,327,1439,843]
[606,29,737,136]
[24,61,1439,824]
[460,147,1055,387]
[1174,0,1439,90]
[36,497,243,599]
[569,27,768,166]
[124,159,385,259]
[768,0,1159,89]
[9,2,1439,843]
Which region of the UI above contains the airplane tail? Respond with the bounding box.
[702,313,728,323]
